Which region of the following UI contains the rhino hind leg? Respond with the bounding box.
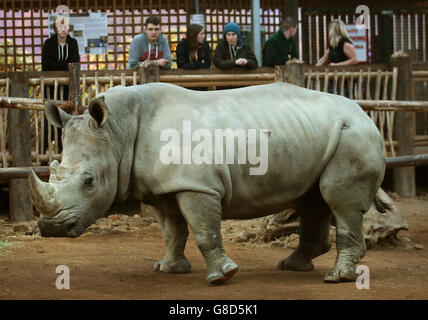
[322,207,366,283]
[152,205,192,273]
[319,132,384,283]
[278,186,332,271]
[176,191,239,285]
[320,184,369,283]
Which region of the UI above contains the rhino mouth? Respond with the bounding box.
[38,213,85,238]
[28,168,88,238]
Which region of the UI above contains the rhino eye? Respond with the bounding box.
[84,177,94,185]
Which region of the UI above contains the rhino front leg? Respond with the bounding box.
[176,191,239,285]
[152,206,191,273]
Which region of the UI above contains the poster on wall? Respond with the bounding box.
[49,13,108,55]
[346,24,369,63]
[190,14,206,27]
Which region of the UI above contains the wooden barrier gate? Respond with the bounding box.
[1,52,428,221]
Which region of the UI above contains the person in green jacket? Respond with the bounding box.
[214,22,258,70]
[262,17,298,66]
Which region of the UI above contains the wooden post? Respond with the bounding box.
[284,0,298,22]
[378,11,393,64]
[285,59,304,87]
[391,51,415,197]
[7,72,33,221]
[68,62,82,114]
[274,65,286,82]
[187,0,198,16]
[301,10,309,64]
[138,65,160,84]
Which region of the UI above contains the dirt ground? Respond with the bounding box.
[0,193,427,300]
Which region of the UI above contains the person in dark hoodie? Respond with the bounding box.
[42,16,80,72]
[214,22,258,70]
[262,17,298,66]
[127,16,172,70]
[177,24,211,69]
[42,15,80,153]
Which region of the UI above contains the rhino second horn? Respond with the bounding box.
[28,168,59,217]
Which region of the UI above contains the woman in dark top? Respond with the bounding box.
[316,19,357,97]
[316,19,358,66]
[42,15,80,153]
[177,24,211,69]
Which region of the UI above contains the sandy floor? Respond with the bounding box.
[0,194,427,300]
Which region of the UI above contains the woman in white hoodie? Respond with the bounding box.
[127,16,172,70]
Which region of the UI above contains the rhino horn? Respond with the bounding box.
[28,168,59,216]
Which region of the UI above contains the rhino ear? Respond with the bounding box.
[89,96,109,129]
[45,101,72,128]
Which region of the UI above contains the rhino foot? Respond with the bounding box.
[154,255,191,273]
[207,260,239,285]
[277,255,314,271]
[324,267,358,283]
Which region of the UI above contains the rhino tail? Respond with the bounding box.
[373,188,392,214]
[320,118,346,168]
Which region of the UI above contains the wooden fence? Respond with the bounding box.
[411,62,428,143]
[1,57,420,167]
[1,51,428,220]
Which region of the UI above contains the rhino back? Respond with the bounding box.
[128,83,380,217]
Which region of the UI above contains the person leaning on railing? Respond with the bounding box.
[127,15,172,70]
[316,19,358,97]
[262,17,298,67]
[213,22,258,70]
[177,24,211,69]
[316,19,358,67]
[42,15,80,153]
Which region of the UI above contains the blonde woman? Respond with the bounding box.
[316,19,358,66]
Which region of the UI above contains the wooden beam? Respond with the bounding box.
[355,100,428,112]
[284,0,298,21]
[68,62,82,114]
[138,64,160,84]
[274,65,286,82]
[391,51,416,198]
[0,153,426,181]
[0,167,50,180]
[285,59,305,86]
[0,97,71,111]
[7,72,34,221]
[160,73,274,82]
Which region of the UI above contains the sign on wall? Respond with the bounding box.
[346,24,369,63]
[49,13,108,55]
[190,14,206,28]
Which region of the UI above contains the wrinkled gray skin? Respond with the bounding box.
[29,82,385,285]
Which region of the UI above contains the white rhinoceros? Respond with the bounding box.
[28,82,385,285]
